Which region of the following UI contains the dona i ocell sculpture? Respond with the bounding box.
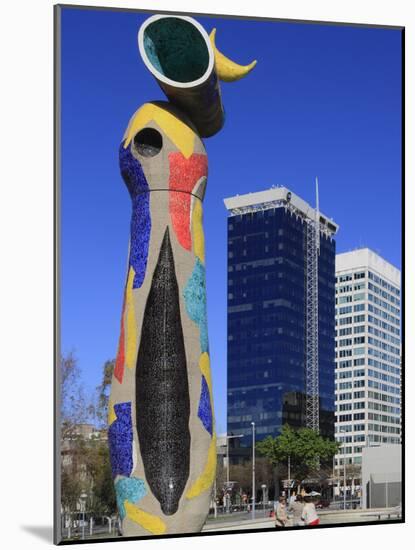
[108,14,256,536]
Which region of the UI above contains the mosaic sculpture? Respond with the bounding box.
[108,14,256,536]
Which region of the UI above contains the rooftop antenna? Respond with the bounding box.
[315,176,320,252]
[305,176,320,433]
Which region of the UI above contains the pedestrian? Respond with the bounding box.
[274,497,289,528]
[289,494,304,526]
[301,496,320,526]
[288,490,297,508]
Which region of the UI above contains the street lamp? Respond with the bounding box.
[213,478,217,519]
[261,484,267,516]
[339,428,347,510]
[251,422,256,520]
[80,492,88,540]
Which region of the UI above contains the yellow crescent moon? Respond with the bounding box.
[209,28,257,82]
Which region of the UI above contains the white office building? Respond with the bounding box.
[334,248,401,477]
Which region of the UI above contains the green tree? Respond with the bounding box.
[94,359,115,429]
[84,439,116,516]
[231,457,275,500]
[60,353,115,533]
[86,358,117,515]
[61,468,84,513]
[60,352,94,438]
[257,424,339,486]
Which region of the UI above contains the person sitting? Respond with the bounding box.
[289,494,305,526]
[275,497,289,528]
[301,496,320,526]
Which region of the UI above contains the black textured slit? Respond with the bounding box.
[135,227,191,515]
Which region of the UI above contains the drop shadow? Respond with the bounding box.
[21,525,53,543]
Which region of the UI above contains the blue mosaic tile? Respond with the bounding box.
[108,402,133,478]
[197,375,213,436]
[119,141,151,289]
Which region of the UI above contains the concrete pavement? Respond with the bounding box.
[202,507,402,532]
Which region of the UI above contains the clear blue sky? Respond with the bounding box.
[60,7,402,435]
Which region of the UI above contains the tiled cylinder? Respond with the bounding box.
[108,101,216,536]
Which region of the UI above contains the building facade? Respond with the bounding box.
[224,187,338,446]
[361,444,402,509]
[334,249,401,473]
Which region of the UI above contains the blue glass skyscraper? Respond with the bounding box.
[224,187,338,448]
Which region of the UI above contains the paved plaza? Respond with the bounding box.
[61,507,401,541]
[203,507,402,532]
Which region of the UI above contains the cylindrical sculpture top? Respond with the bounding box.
[138,15,224,137]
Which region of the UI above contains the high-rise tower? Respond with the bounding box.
[224,187,338,446]
[334,249,401,474]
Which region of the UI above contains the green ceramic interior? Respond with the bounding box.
[143,18,210,83]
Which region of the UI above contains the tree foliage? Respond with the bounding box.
[231,457,275,496]
[61,468,84,513]
[84,440,116,516]
[60,352,94,438]
[256,424,340,482]
[214,454,276,503]
[94,360,114,429]
[60,354,116,521]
